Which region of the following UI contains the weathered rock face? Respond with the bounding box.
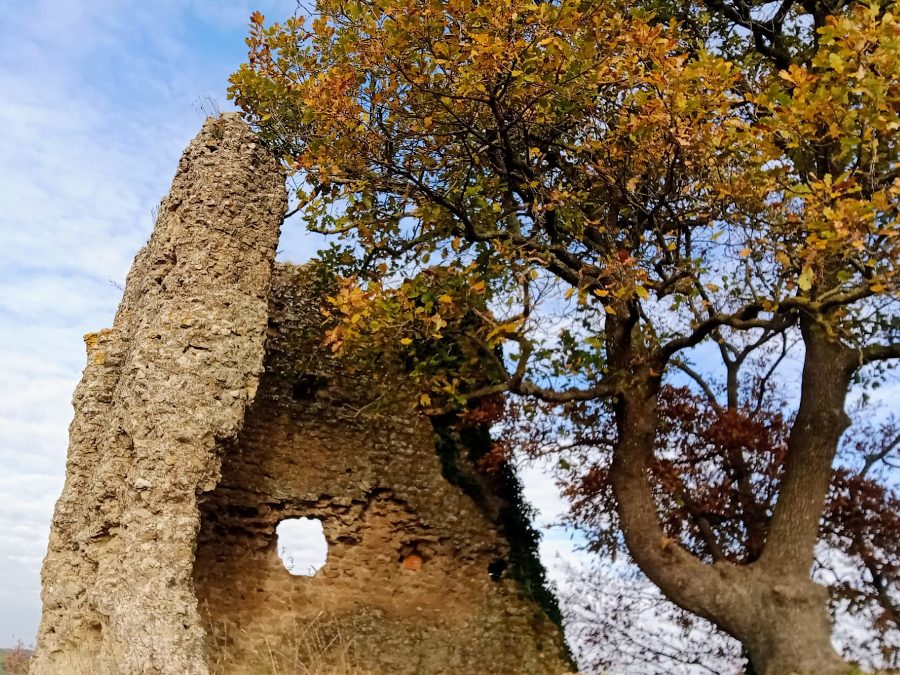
[31,114,287,674]
[32,115,572,674]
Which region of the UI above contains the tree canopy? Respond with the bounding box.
[230,0,900,672]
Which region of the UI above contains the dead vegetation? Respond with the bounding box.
[206,609,370,675]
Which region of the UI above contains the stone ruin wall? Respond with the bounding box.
[30,114,573,674]
[31,114,286,675]
[195,264,571,673]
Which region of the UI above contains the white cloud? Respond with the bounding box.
[276,518,329,577]
[519,456,592,597]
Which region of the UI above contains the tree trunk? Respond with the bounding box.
[608,391,848,675]
[737,575,847,675]
[761,318,855,578]
[606,362,742,625]
[605,312,857,675]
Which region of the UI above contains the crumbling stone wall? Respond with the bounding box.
[32,115,572,674]
[194,265,572,673]
[31,114,287,674]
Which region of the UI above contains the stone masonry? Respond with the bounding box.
[31,114,572,674]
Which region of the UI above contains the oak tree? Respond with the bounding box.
[230,0,900,672]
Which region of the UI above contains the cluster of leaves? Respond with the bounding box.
[232,1,899,389]
[743,5,900,309]
[823,419,900,665]
[562,387,787,563]
[320,261,517,408]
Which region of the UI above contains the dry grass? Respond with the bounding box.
[205,608,370,675]
[0,641,32,674]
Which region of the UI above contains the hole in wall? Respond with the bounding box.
[292,374,326,400]
[276,517,328,576]
[488,559,507,581]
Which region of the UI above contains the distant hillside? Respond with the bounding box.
[0,646,31,674]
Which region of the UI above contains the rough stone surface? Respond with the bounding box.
[194,265,572,673]
[32,116,572,674]
[31,114,287,674]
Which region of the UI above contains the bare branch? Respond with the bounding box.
[673,361,720,408]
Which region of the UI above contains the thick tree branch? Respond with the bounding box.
[761,318,855,575]
[659,304,797,363]
[859,342,900,365]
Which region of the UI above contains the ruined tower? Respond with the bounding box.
[31,115,572,674]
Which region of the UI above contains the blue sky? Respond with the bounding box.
[0,0,580,646]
